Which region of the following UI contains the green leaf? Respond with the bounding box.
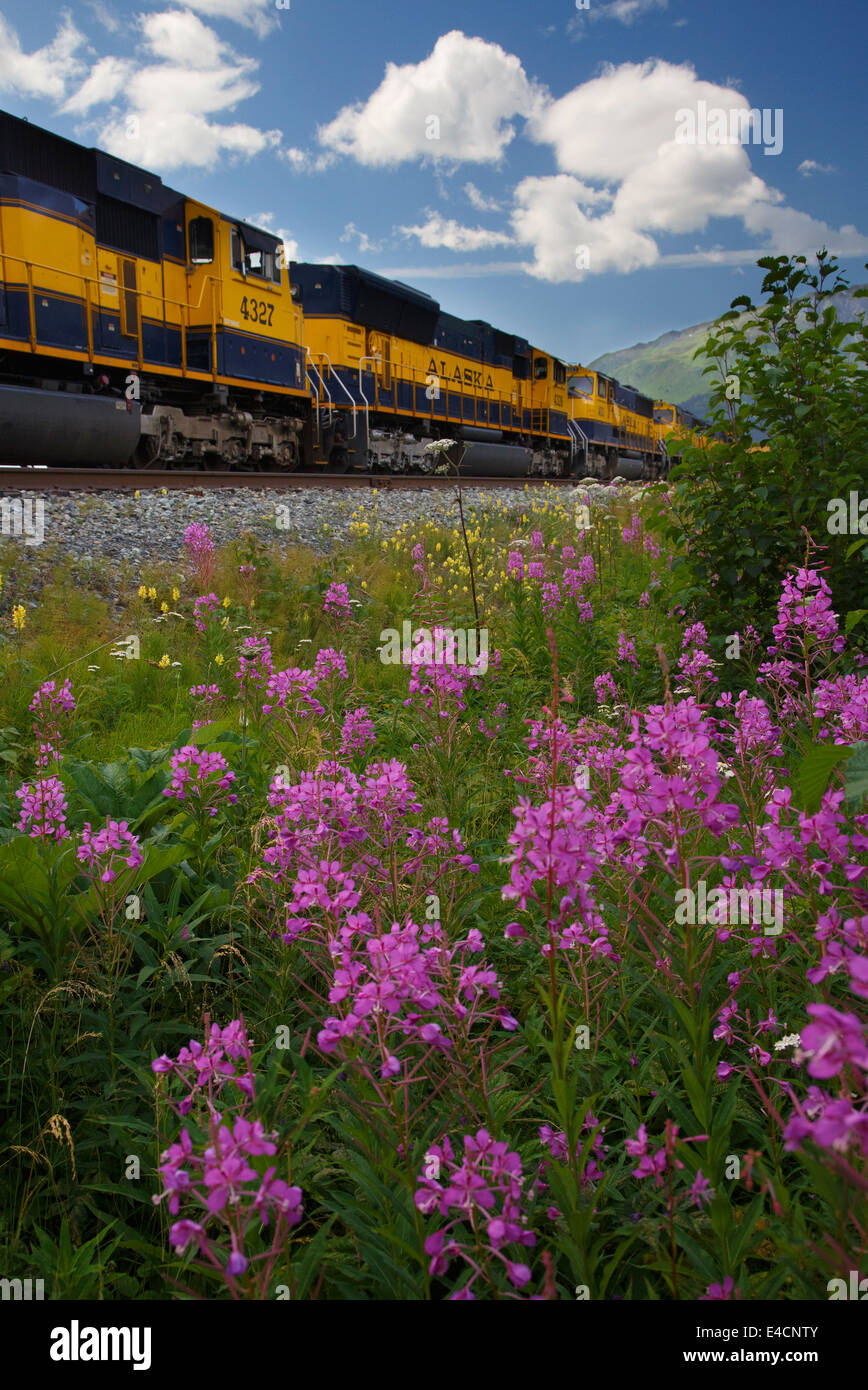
[845,609,867,634]
[844,742,868,810]
[791,742,854,813]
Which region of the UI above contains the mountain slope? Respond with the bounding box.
[589,285,867,416]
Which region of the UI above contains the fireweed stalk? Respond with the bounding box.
[29,678,75,770]
[163,746,238,872]
[74,818,144,975]
[498,561,867,1290]
[152,1018,302,1298]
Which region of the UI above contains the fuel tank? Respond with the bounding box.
[452,441,532,477]
[0,385,142,466]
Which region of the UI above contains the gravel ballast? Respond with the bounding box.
[1,480,641,604]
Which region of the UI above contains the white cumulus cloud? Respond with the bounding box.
[63,9,281,171]
[399,214,514,251]
[512,59,868,279]
[0,13,86,101]
[465,182,503,212]
[175,0,280,40]
[797,159,837,177]
[317,30,546,166]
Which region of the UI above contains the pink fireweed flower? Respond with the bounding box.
[643,533,661,559]
[192,593,220,633]
[323,581,351,619]
[506,551,525,581]
[771,566,844,655]
[340,706,376,758]
[163,746,238,818]
[236,636,274,699]
[189,682,226,730]
[812,674,868,745]
[678,620,718,688]
[539,1113,606,1189]
[29,677,75,769]
[799,1004,868,1079]
[262,667,324,720]
[77,819,143,882]
[700,1276,740,1301]
[183,521,216,587]
[541,582,562,617]
[594,672,618,706]
[313,647,348,683]
[617,634,639,671]
[15,776,70,841]
[415,1131,536,1296]
[152,1019,256,1113]
[152,1019,303,1287]
[316,918,501,1077]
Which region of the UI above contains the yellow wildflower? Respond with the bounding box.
[138,585,147,598]
[160,601,168,613]
[172,587,180,602]
[147,587,157,602]
[223,596,231,608]
[12,604,26,631]
[214,653,224,666]
[158,653,170,668]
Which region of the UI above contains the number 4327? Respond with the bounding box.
[240,296,274,326]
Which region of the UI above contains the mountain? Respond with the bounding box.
[589,284,868,417]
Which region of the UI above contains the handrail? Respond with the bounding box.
[568,417,589,475]
[25,262,36,352]
[306,349,333,410]
[357,355,380,442]
[315,350,356,439]
[306,349,333,447]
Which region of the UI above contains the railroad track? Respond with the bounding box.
[0,468,588,492]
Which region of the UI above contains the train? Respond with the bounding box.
[0,109,708,479]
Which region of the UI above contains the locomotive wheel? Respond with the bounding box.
[130,434,162,469]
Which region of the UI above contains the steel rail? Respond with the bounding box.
[0,468,592,492]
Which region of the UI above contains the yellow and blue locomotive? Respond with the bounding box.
[564,366,667,480]
[292,260,575,475]
[0,107,706,478]
[0,108,308,467]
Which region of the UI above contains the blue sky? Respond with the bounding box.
[0,0,865,361]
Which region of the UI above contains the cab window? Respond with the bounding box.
[231,227,244,273]
[597,379,607,397]
[654,407,675,424]
[553,361,566,385]
[568,375,594,397]
[188,216,214,264]
[533,356,548,381]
